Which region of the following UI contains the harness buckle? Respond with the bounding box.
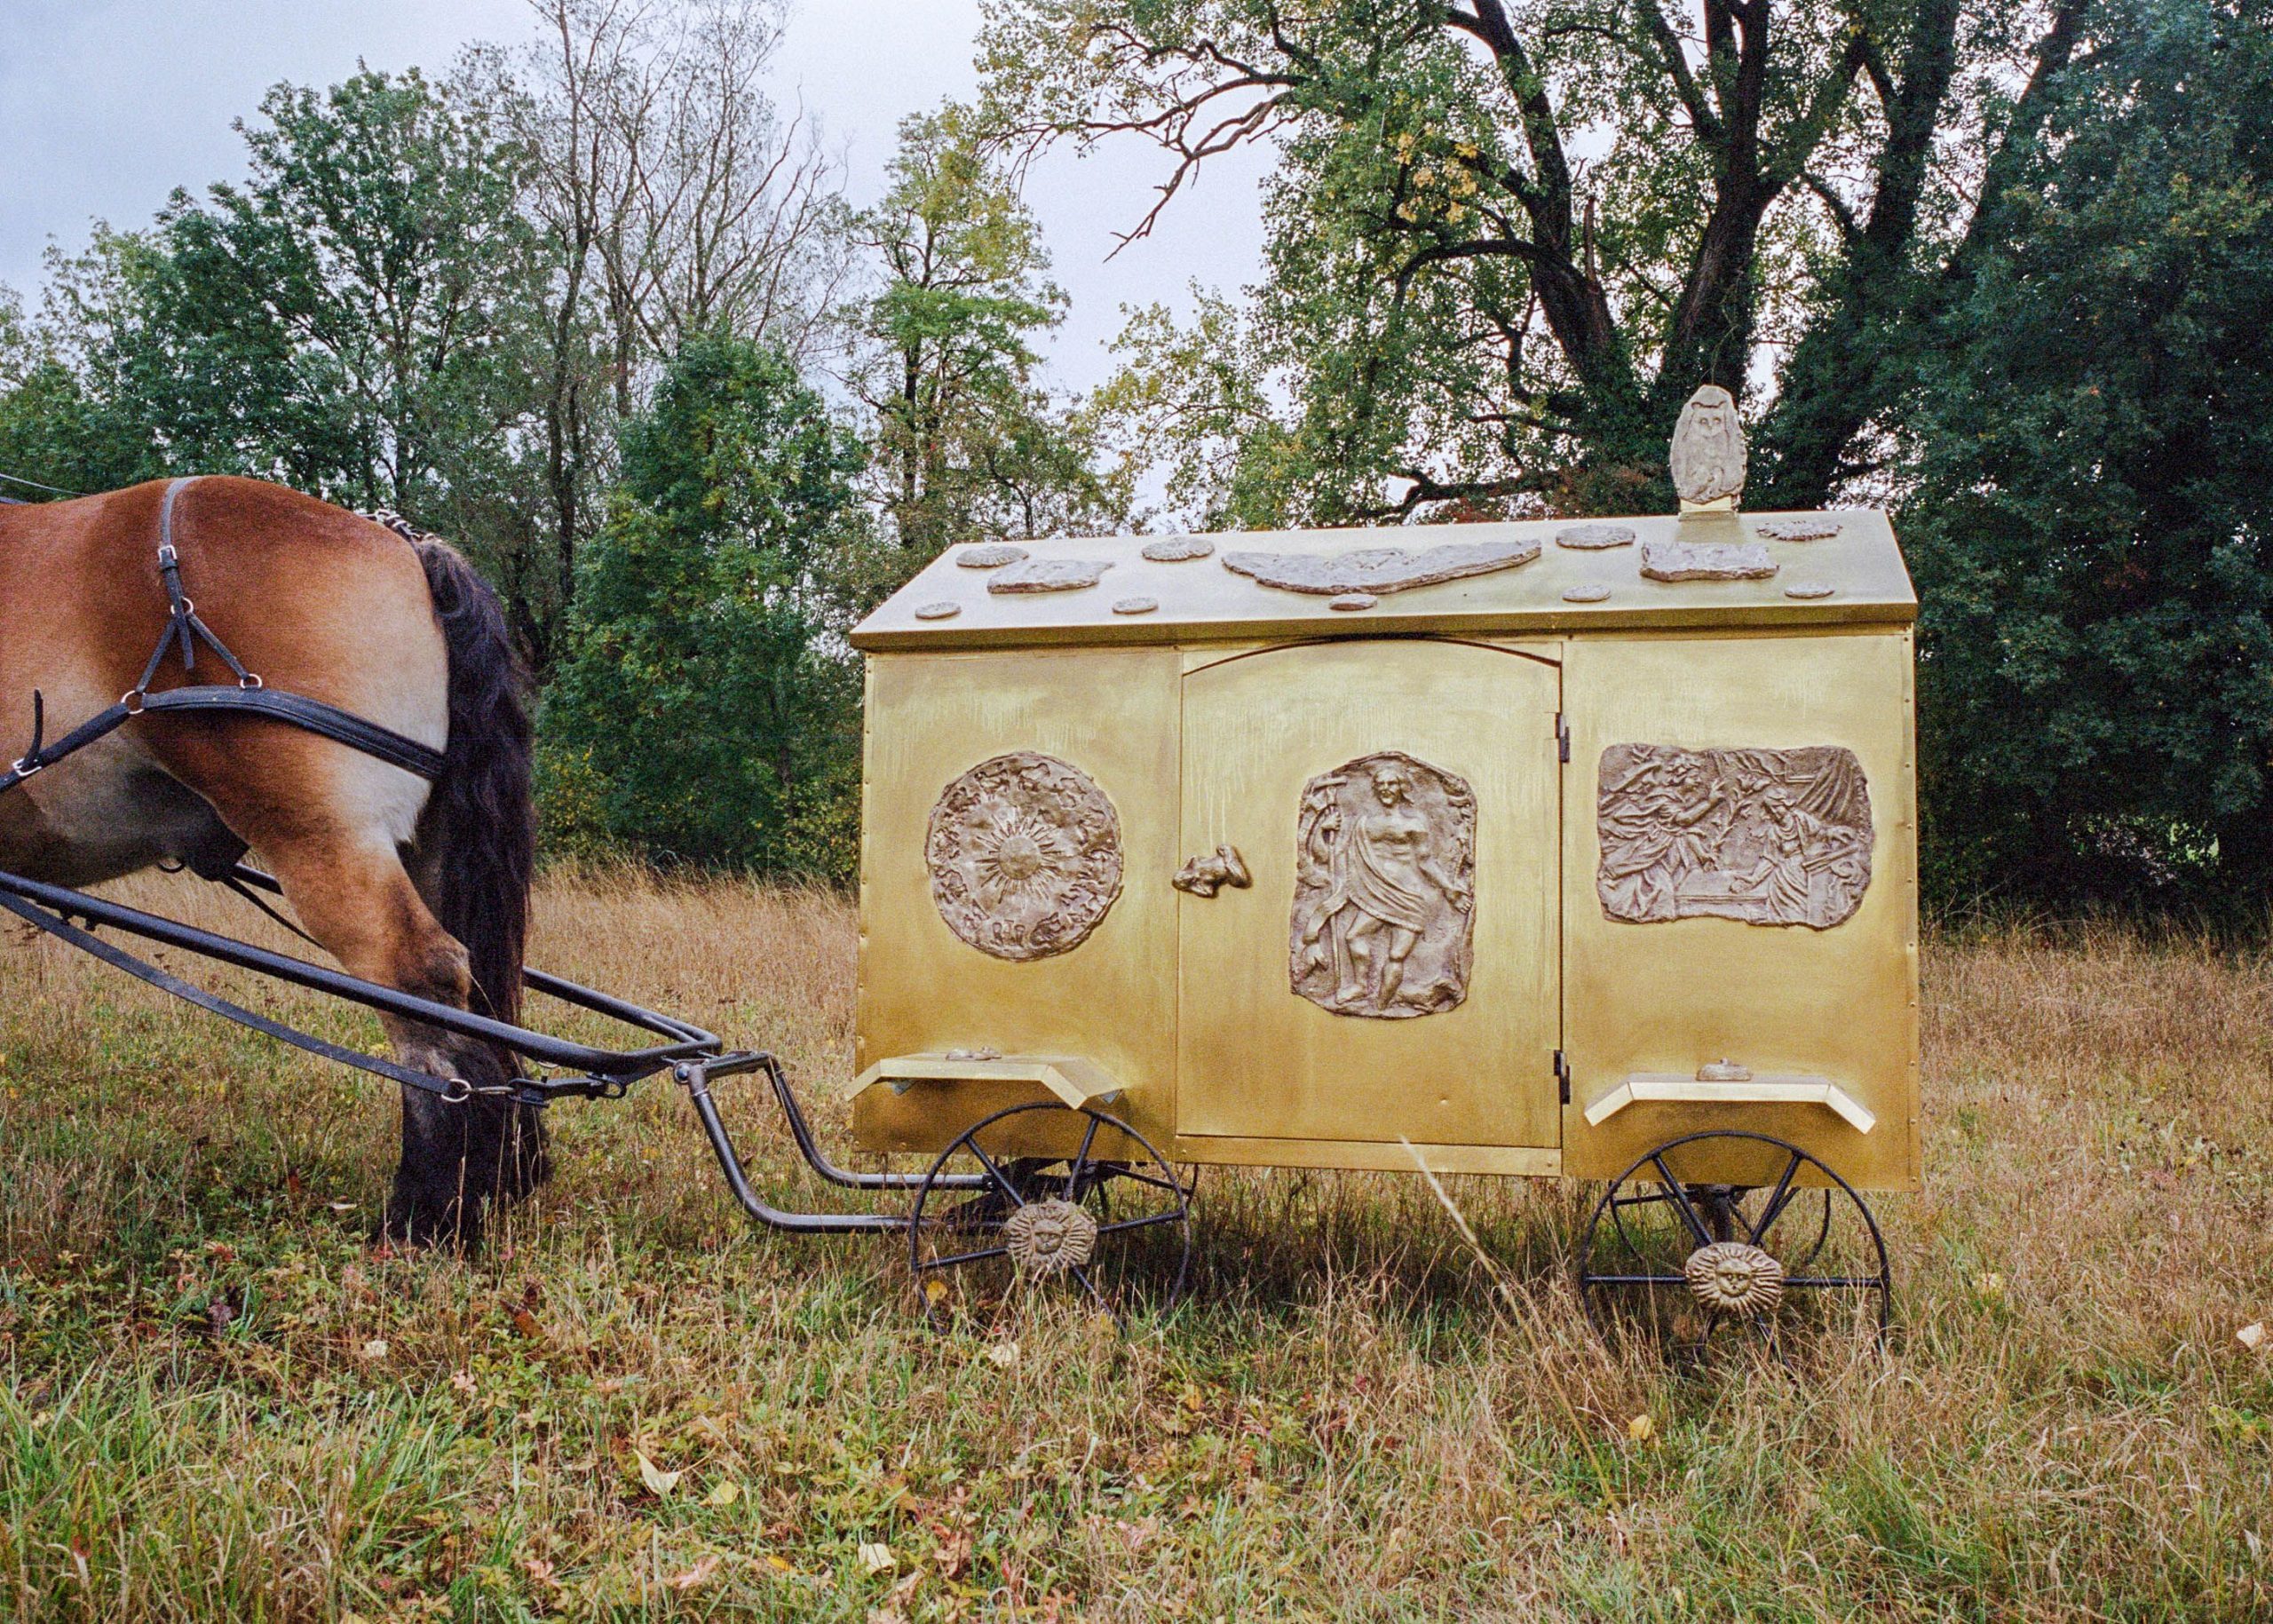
[121,690,146,717]
[239,673,264,691]
[6,757,41,780]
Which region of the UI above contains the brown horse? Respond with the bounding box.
[0,476,543,1246]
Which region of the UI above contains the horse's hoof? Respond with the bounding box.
[377,1201,483,1254]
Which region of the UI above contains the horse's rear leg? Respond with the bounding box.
[257,830,547,1248]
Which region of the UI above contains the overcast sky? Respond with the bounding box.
[0,0,1271,396]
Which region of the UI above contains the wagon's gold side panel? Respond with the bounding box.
[1562,630,1921,1191]
[854,647,1181,1155]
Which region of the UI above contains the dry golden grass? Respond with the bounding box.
[0,867,2265,1620]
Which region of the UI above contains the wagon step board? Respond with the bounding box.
[1582,1073,1876,1135]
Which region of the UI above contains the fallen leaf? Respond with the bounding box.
[859,1541,896,1576]
[205,1299,238,1335]
[986,1340,1019,1369]
[511,1308,544,1341]
[764,1553,800,1577]
[519,1556,559,1590]
[360,1338,389,1361]
[923,1279,949,1306]
[329,1200,357,1213]
[664,1553,724,1591]
[707,1477,742,1508]
[636,1450,682,1497]
[1627,1414,1656,1443]
[450,1371,477,1397]
[1975,1271,2005,1300]
[2240,1321,2268,1351]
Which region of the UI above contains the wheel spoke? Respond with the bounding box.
[916,1244,1010,1271]
[1748,1151,1805,1246]
[1094,1209,1184,1239]
[1097,1165,1189,1200]
[967,1143,1027,1209]
[1068,1264,1121,1325]
[1651,1159,1715,1248]
[1580,1273,1690,1287]
[1064,1115,1100,1200]
[1783,1276,1887,1289]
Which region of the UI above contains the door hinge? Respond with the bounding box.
[1555,712,1570,764]
[1553,1049,1571,1105]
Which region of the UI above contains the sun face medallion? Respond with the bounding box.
[926,753,1124,961]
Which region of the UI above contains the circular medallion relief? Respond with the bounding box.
[927,753,1124,961]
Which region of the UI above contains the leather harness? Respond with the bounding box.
[1,477,447,797]
[0,478,494,1102]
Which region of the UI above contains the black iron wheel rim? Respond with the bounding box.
[907,1101,1194,1335]
[1578,1129,1891,1354]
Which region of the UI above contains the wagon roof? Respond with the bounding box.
[849,509,1913,652]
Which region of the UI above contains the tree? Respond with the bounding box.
[0,266,165,497]
[848,105,1121,566]
[541,334,870,875]
[10,69,572,660]
[980,0,2089,524]
[1897,0,2273,908]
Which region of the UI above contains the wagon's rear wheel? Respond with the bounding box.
[1578,1129,1890,1356]
[908,1101,1194,1334]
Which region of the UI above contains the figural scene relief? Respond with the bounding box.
[1291,752,1477,1018]
[1596,745,1873,929]
[928,752,1124,961]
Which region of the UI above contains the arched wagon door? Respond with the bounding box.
[1174,638,1564,1167]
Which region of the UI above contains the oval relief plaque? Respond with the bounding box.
[927,753,1123,961]
[1291,752,1477,1018]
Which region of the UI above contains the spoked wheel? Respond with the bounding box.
[1578,1130,1890,1357]
[908,1101,1194,1334]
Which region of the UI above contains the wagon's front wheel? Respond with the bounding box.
[908,1101,1193,1334]
[1578,1129,1891,1356]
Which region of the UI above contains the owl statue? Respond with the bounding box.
[1669,384,1746,509]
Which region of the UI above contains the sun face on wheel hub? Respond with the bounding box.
[1683,1240,1786,1314]
[1002,1198,1098,1277]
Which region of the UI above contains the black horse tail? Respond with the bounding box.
[412,538,534,1028]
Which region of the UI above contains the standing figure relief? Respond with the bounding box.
[1291,752,1477,1018]
[1596,744,1873,929]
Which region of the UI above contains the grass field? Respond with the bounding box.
[0,868,2267,1620]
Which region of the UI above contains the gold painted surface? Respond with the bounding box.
[1560,630,1921,1190]
[1177,638,1563,1149]
[1170,1136,1561,1177]
[1582,1074,1876,1136]
[854,648,1181,1157]
[851,511,1913,652]
[847,1052,1128,1111]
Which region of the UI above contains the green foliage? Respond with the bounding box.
[1901,0,2273,909]
[849,105,1123,568]
[2,68,576,660]
[541,335,870,876]
[983,0,1990,524]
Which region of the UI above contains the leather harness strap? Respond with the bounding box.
[0,477,447,796]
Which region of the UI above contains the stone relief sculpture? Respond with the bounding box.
[1640,540,1778,582]
[927,752,1124,960]
[987,558,1115,594]
[1669,384,1747,510]
[1290,752,1476,1018]
[1222,540,1539,596]
[1596,744,1873,929]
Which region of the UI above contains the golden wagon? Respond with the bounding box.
[840,483,1918,1341]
